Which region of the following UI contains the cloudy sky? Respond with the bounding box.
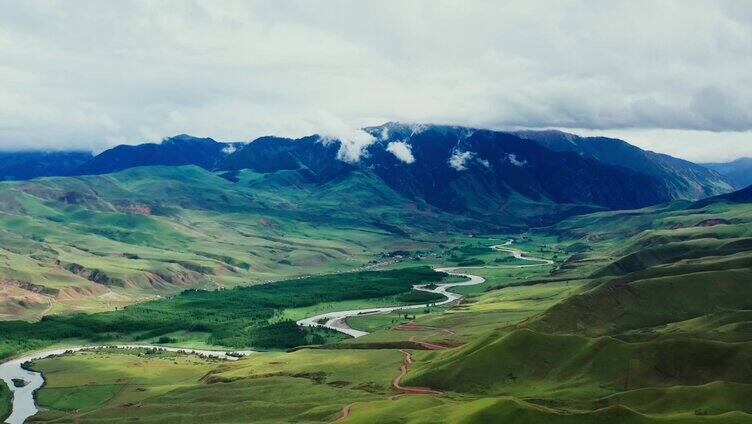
[1,0,751,162]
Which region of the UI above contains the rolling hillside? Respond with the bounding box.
[525,190,752,337]
[370,186,752,423]
[0,165,465,320]
[0,125,743,320]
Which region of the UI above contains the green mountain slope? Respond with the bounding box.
[376,190,752,423]
[527,200,752,337]
[0,165,470,320]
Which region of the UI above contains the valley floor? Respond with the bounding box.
[6,200,752,424]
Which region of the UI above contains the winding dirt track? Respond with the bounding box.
[408,335,447,350]
[333,404,353,422]
[392,349,443,395]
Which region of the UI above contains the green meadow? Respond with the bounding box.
[28,348,404,423]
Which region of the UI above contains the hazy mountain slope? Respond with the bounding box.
[74,135,243,175]
[703,157,752,189]
[514,129,734,200]
[0,151,93,180]
[692,184,752,207]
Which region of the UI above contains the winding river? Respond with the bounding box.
[1,240,551,423]
[0,345,254,424]
[297,240,553,338]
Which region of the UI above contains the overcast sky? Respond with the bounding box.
[1,1,751,162]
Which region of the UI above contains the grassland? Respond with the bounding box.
[345,279,578,347]
[343,396,752,423]
[9,187,752,423]
[369,197,752,422]
[341,252,571,345]
[31,349,218,413]
[343,199,752,421]
[28,348,404,423]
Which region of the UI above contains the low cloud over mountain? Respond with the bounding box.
[1,2,751,160]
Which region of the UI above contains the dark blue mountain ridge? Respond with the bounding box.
[0,123,737,226]
[512,129,734,200]
[0,150,93,181]
[362,123,670,212]
[74,134,245,175]
[218,135,352,184]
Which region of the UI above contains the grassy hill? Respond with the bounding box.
[408,329,752,398]
[0,165,472,320]
[377,196,752,422]
[344,396,752,424]
[526,200,752,337]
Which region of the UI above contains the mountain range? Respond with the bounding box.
[0,123,742,226]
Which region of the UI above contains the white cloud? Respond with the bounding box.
[0,1,751,161]
[386,141,415,163]
[478,158,490,168]
[316,113,376,163]
[221,144,238,155]
[379,127,390,141]
[449,150,475,171]
[508,154,527,166]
